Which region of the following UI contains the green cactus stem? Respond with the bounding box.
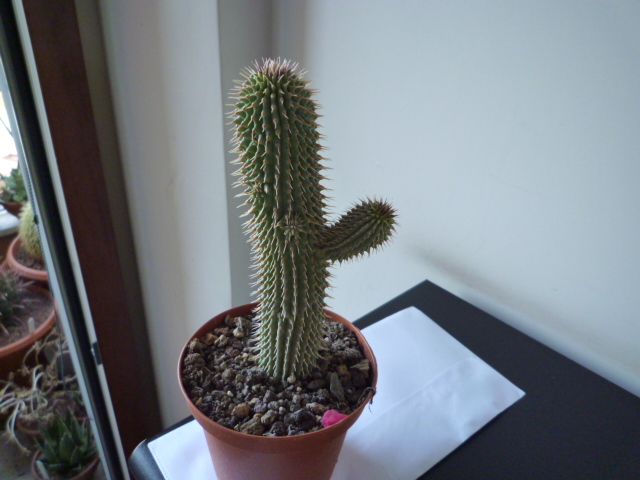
[19,202,44,263]
[231,59,397,381]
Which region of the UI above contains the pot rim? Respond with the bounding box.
[30,449,100,480]
[6,236,48,282]
[178,302,377,444]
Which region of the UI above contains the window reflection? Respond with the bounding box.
[0,67,103,480]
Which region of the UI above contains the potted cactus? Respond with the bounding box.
[0,266,55,382]
[178,59,397,480]
[6,201,48,286]
[31,411,99,480]
[0,167,28,217]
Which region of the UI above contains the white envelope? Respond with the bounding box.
[149,307,525,480]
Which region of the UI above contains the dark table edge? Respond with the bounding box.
[129,416,193,479]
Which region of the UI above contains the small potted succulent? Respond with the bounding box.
[31,411,99,480]
[0,266,55,382]
[6,201,48,285]
[0,167,27,217]
[178,59,397,480]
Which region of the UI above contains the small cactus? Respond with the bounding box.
[19,202,44,263]
[231,59,397,381]
[35,411,96,479]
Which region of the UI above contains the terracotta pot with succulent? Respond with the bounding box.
[31,411,99,480]
[0,267,55,382]
[179,59,397,480]
[0,167,27,217]
[6,202,48,286]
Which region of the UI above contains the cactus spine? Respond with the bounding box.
[232,59,397,381]
[19,202,44,263]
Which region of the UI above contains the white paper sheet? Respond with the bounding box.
[149,307,525,479]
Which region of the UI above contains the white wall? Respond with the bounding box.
[98,0,640,430]
[99,1,232,425]
[217,0,274,307]
[272,0,640,396]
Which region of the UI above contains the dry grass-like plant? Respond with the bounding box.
[0,329,79,454]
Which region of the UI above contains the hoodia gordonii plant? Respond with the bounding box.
[231,59,397,381]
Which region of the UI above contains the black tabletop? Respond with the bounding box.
[129,279,640,480]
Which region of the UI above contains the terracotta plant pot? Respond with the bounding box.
[5,236,48,286]
[31,449,99,480]
[0,285,56,382]
[14,415,40,451]
[178,303,377,480]
[0,199,23,217]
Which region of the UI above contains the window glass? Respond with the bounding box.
[0,57,108,480]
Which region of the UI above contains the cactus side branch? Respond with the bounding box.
[317,199,397,263]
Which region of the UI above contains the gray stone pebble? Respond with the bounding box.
[240,415,264,435]
[260,410,278,426]
[307,379,326,390]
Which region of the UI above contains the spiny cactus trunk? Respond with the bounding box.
[232,59,396,381]
[19,202,44,263]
